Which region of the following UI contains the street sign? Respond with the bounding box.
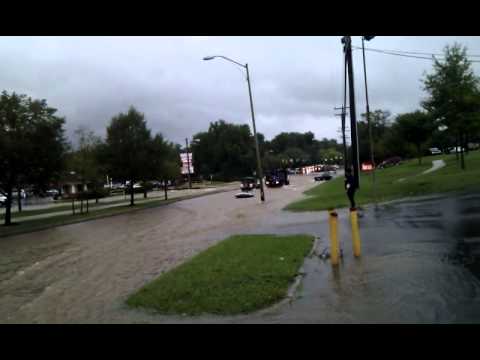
[180,153,194,175]
[361,162,374,172]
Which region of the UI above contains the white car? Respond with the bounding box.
[0,194,6,205]
[429,147,442,155]
[448,146,465,153]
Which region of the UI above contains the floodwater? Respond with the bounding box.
[2,174,480,323]
[0,175,319,323]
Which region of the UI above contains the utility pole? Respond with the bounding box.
[362,36,377,205]
[334,106,349,170]
[185,138,192,189]
[343,36,360,190]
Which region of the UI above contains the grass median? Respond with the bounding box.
[127,234,314,315]
[286,150,480,212]
[0,187,235,238]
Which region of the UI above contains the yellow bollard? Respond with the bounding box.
[329,211,340,266]
[350,208,361,257]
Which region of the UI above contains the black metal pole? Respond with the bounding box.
[342,53,348,170]
[344,36,360,189]
[185,138,192,189]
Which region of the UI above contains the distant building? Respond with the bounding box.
[58,172,91,197]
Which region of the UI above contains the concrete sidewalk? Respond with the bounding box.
[1,184,238,222]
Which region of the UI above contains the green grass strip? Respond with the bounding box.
[127,234,314,315]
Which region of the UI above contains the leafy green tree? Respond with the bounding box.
[359,110,391,163]
[148,134,181,200]
[104,106,152,206]
[191,120,255,181]
[395,111,435,164]
[423,43,480,169]
[317,148,342,165]
[71,126,105,205]
[262,152,284,172]
[0,91,67,225]
[283,147,309,167]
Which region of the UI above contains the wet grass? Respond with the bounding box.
[0,192,171,220]
[127,234,314,315]
[286,150,480,212]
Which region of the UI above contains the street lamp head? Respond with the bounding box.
[203,56,215,61]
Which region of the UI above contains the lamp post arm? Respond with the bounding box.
[212,55,247,68]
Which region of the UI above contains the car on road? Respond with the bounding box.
[0,193,6,206]
[240,177,259,191]
[265,169,289,187]
[429,147,442,155]
[448,146,466,153]
[46,189,59,197]
[314,173,332,181]
[378,156,402,169]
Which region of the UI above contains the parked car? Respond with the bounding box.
[46,189,59,197]
[0,193,6,205]
[378,157,402,169]
[314,173,332,181]
[448,146,466,153]
[429,147,442,155]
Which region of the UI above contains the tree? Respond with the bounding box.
[317,148,342,165]
[0,91,67,226]
[359,110,391,163]
[70,126,105,207]
[395,111,435,164]
[262,152,284,172]
[191,120,255,181]
[148,134,181,200]
[283,147,310,167]
[104,106,152,206]
[423,43,480,170]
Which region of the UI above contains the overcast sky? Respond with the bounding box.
[1,36,479,146]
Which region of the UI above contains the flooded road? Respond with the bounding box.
[2,174,480,323]
[0,175,319,323]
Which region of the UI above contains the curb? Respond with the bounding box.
[254,236,317,315]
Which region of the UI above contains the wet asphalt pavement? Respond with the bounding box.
[145,191,480,324]
[1,173,480,323]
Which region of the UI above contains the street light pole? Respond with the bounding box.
[245,63,265,202]
[203,55,265,202]
[362,36,377,205]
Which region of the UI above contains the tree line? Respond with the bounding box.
[190,120,345,182]
[356,43,480,169]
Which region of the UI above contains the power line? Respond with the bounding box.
[353,46,480,63]
[354,46,480,58]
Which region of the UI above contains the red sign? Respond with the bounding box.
[361,162,374,171]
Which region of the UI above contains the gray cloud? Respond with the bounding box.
[1,36,479,145]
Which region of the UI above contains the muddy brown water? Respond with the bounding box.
[3,175,480,324]
[0,175,320,323]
